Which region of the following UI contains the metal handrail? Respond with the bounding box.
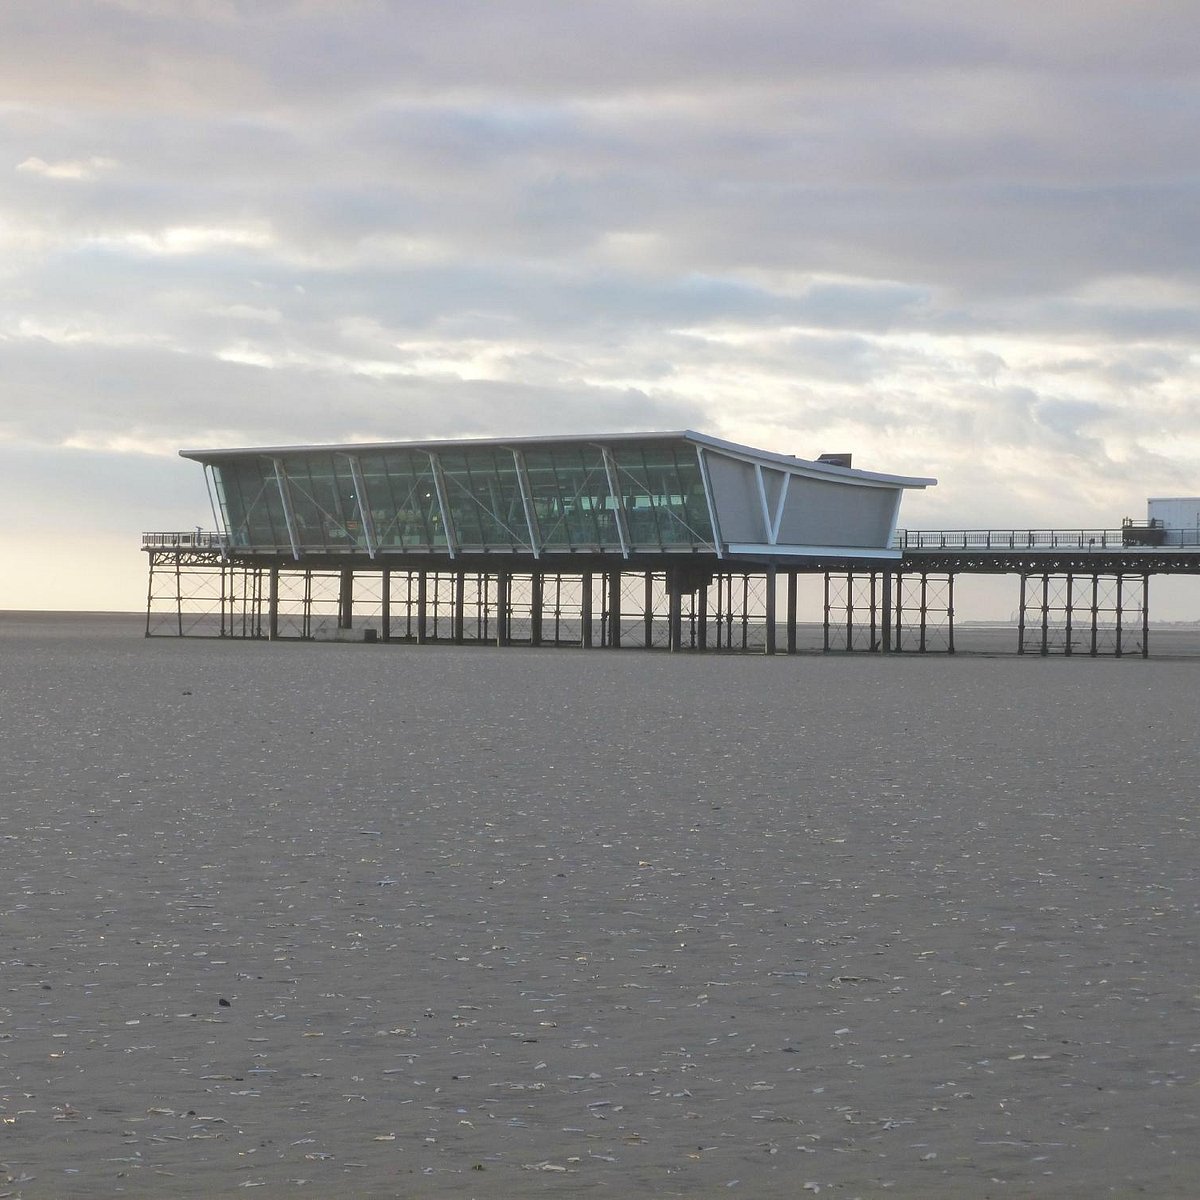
[142,531,228,550]
[894,527,1200,550]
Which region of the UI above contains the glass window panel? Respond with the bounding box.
[610,443,714,548]
[276,453,367,552]
[369,451,445,549]
[437,448,530,549]
[215,459,290,549]
[525,445,621,550]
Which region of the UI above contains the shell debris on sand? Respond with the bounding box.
[1,612,1198,1197]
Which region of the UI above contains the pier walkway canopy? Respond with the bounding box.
[180,431,933,566]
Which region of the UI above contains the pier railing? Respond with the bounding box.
[142,531,227,551]
[895,526,1200,551]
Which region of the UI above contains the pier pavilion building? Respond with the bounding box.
[145,430,932,651]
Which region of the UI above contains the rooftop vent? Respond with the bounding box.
[817,452,852,468]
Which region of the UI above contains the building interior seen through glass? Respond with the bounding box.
[212,441,715,553]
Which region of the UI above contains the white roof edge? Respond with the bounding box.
[684,431,935,489]
[180,429,935,488]
[179,430,692,460]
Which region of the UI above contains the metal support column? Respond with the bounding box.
[531,572,544,647]
[581,572,593,648]
[381,569,391,642]
[667,571,683,653]
[608,570,622,648]
[881,571,893,653]
[1018,574,1027,655]
[453,571,466,644]
[764,566,777,655]
[1142,575,1150,659]
[268,565,280,640]
[845,571,854,651]
[786,571,797,654]
[1115,576,1124,658]
[1064,573,1074,655]
[643,572,654,648]
[496,571,510,647]
[416,571,429,645]
[338,568,354,630]
[1090,575,1099,656]
[822,573,831,652]
[946,574,956,654]
[1041,573,1050,656]
[919,572,928,653]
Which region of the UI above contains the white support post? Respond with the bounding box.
[427,451,458,558]
[599,445,630,559]
[695,446,724,558]
[202,464,230,561]
[270,457,302,561]
[754,463,774,544]
[343,453,378,559]
[769,472,790,545]
[511,448,542,558]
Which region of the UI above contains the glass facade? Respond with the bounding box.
[211,438,716,556]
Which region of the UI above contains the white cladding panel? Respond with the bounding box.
[1148,498,1200,531]
[705,453,765,542]
[704,449,903,553]
[777,475,897,548]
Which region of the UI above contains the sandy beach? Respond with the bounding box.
[2,612,1197,1198]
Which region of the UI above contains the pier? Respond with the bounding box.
[143,524,1200,657]
[142,432,1200,657]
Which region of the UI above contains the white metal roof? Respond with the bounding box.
[180,429,935,490]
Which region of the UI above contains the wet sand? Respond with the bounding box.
[2,612,1198,1197]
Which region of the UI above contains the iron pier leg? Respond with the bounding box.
[581,572,593,647]
[846,571,855,652]
[786,571,797,654]
[496,571,510,646]
[1018,574,1027,654]
[609,570,622,649]
[338,568,353,630]
[1142,575,1150,659]
[643,572,654,648]
[531,571,544,647]
[268,565,280,641]
[881,570,893,653]
[1065,573,1074,656]
[1115,575,1124,658]
[1040,573,1050,656]
[144,553,156,637]
[764,566,777,655]
[451,570,464,644]
[417,571,429,645]
[869,572,878,652]
[822,573,831,652]
[919,572,928,653]
[1090,574,1099,656]
[667,570,683,652]
[947,574,956,654]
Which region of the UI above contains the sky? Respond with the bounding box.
[3,0,1200,615]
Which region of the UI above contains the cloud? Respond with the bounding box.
[16,154,117,179]
[2,2,1200,609]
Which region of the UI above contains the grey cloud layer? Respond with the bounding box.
[2,0,1199,551]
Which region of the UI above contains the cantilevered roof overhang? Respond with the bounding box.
[181,430,934,565]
